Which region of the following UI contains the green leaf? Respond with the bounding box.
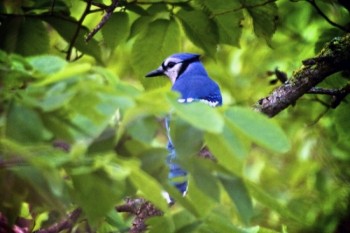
[42,16,102,63]
[6,103,51,143]
[218,174,253,225]
[27,55,67,75]
[34,63,91,86]
[139,148,168,182]
[190,159,221,201]
[242,0,278,45]
[1,17,49,55]
[132,18,180,89]
[198,0,243,46]
[225,107,290,153]
[102,12,129,50]
[128,163,168,211]
[72,170,125,225]
[215,12,243,46]
[172,210,199,232]
[176,9,218,57]
[246,181,303,223]
[167,95,224,133]
[128,15,153,40]
[127,116,159,143]
[147,215,175,233]
[170,117,203,160]
[334,102,350,139]
[204,208,253,233]
[204,120,248,173]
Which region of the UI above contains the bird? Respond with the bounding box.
[145,53,222,202]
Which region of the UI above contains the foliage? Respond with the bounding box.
[1,0,350,233]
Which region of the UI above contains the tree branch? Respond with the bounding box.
[66,0,92,61]
[34,208,82,233]
[116,198,163,233]
[306,0,350,33]
[85,0,120,42]
[256,33,350,117]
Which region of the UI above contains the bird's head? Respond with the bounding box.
[145,53,200,84]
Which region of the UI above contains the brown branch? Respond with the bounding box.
[66,0,92,61]
[256,33,350,117]
[85,0,120,42]
[116,198,163,233]
[34,208,82,233]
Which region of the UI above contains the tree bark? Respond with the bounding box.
[256,33,350,117]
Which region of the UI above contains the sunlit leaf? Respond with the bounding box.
[132,18,180,89]
[176,9,218,57]
[147,215,175,233]
[225,107,290,153]
[204,121,248,173]
[167,96,224,133]
[128,164,168,211]
[28,55,67,75]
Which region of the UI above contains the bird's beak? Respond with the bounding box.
[145,66,164,77]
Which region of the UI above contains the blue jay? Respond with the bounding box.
[145,53,222,200]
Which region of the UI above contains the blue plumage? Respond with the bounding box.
[145,53,222,201]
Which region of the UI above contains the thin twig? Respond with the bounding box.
[85,0,120,42]
[66,0,92,61]
[34,208,82,233]
[306,0,349,32]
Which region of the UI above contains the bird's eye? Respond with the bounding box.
[167,62,176,68]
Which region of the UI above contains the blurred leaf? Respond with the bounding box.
[72,170,124,225]
[219,174,253,225]
[128,163,168,211]
[243,0,278,45]
[6,103,51,143]
[204,121,248,173]
[225,107,290,153]
[102,12,129,51]
[170,117,203,159]
[139,148,168,182]
[0,17,49,55]
[172,210,200,233]
[190,158,221,201]
[132,18,180,89]
[34,63,91,86]
[176,9,218,57]
[167,96,224,133]
[27,55,67,75]
[246,181,304,223]
[204,208,255,233]
[42,16,102,63]
[127,116,159,143]
[147,214,175,233]
[334,102,350,142]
